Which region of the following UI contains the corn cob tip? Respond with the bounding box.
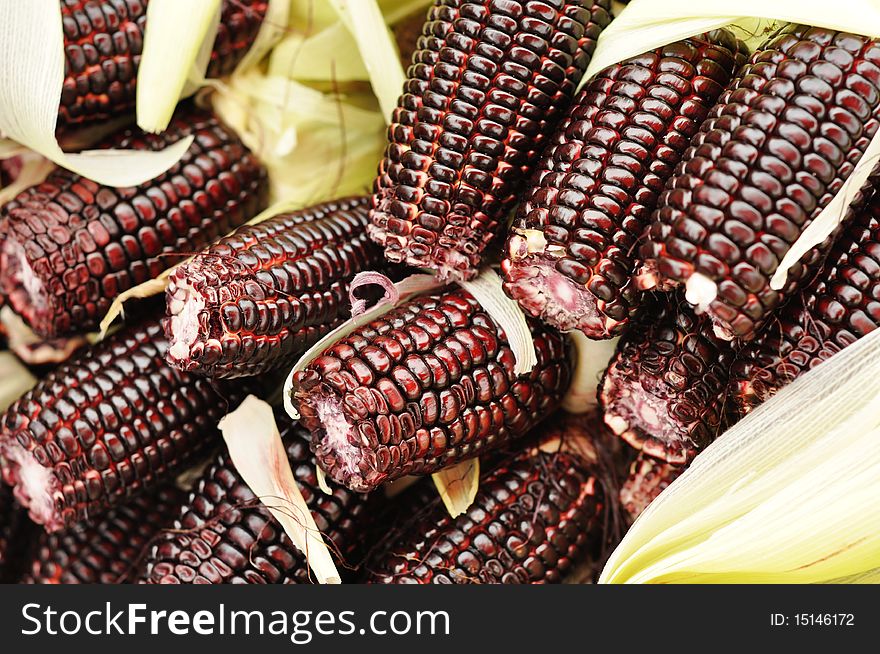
[598,294,735,465]
[0,239,53,339]
[502,246,618,337]
[0,441,61,531]
[600,364,697,465]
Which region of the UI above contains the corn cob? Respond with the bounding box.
[0,482,35,582]
[291,287,573,492]
[369,0,613,281]
[366,421,604,584]
[619,452,682,521]
[164,197,384,379]
[730,188,880,415]
[599,292,735,465]
[640,25,880,341]
[0,108,268,339]
[59,0,268,127]
[142,421,370,584]
[502,31,748,338]
[22,485,184,584]
[0,319,241,532]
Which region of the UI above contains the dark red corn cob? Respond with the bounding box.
[0,108,268,339]
[619,452,682,521]
[730,188,880,415]
[142,422,371,584]
[369,0,613,281]
[1,482,35,582]
[599,292,736,465]
[0,319,241,532]
[641,25,880,341]
[59,0,268,127]
[366,425,604,584]
[22,485,185,584]
[164,197,384,379]
[291,287,573,492]
[502,31,748,338]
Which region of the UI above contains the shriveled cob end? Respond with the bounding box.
[730,191,880,416]
[599,293,735,465]
[0,109,268,339]
[0,320,236,532]
[640,25,880,341]
[142,422,371,584]
[291,287,573,492]
[367,424,605,584]
[619,453,682,521]
[502,31,748,338]
[22,485,185,584]
[59,0,268,127]
[164,197,382,378]
[368,0,614,282]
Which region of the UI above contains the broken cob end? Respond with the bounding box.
[291,373,384,493]
[502,246,619,338]
[165,273,209,370]
[0,238,57,339]
[0,439,62,531]
[599,359,695,466]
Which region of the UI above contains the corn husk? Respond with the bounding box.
[136,0,222,133]
[0,0,194,187]
[587,0,880,302]
[329,0,404,121]
[220,395,341,584]
[600,327,880,584]
[433,458,480,518]
[562,333,619,414]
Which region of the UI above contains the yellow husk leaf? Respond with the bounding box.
[136,0,222,133]
[0,352,37,413]
[433,458,480,518]
[220,395,341,584]
[329,0,405,122]
[600,328,880,584]
[0,0,193,187]
[584,0,880,82]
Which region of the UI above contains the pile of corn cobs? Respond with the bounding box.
[1,0,878,584]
